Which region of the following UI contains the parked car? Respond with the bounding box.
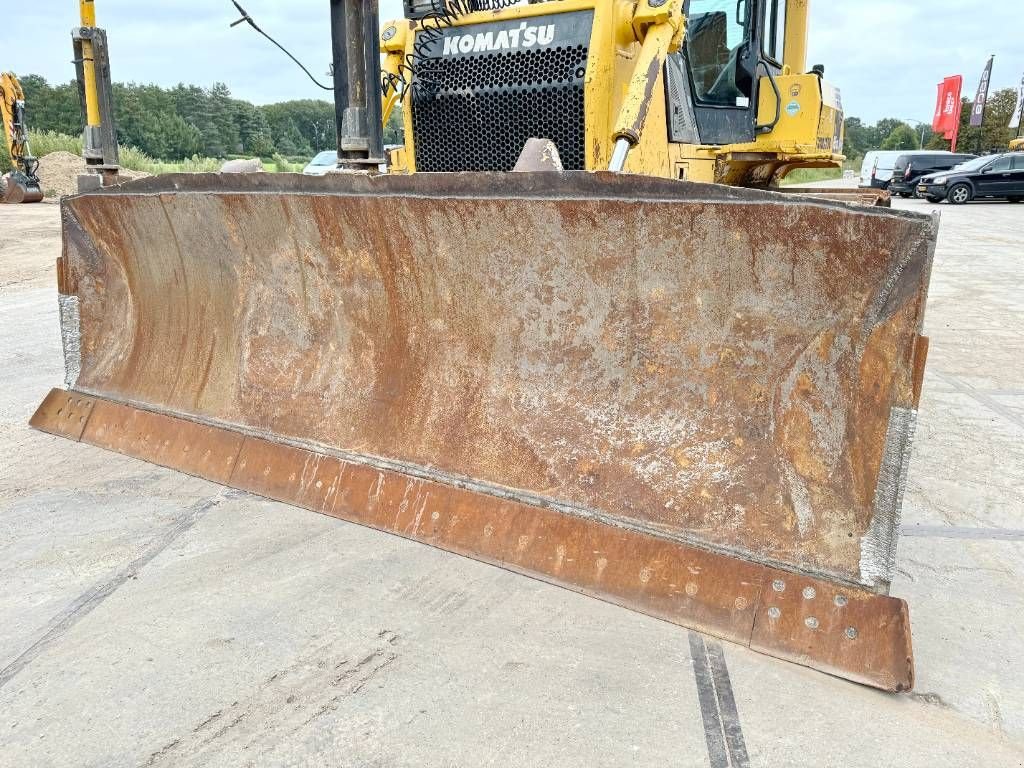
[302,150,338,175]
[917,152,1024,204]
[859,150,937,189]
[888,152,976,198]
[302,147,401,174]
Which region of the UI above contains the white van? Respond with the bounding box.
[859,150,937,189]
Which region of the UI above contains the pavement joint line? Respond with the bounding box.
[689,631,750,768]
[0,492,228,692]
[901,525,1024,541]
[933,372,1024,431]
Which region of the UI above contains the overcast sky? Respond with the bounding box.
[11,1,1023,126]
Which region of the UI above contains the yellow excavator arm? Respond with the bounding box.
[0,71,26,157]
[1,71,43,203]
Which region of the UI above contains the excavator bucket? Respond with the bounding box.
[1,172,44,203]
[32,172,936,691]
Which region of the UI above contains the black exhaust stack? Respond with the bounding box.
[331,0,385,170]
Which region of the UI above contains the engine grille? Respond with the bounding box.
[411,44,589,172]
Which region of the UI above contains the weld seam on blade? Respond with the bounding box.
[864,218,938,330]
[72,171,937,220]
[67,389,98,443]
[861,406,917,590]
[58,294,82,388]
[68,386,882,593]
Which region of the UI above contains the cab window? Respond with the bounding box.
[986,156,1012,172]
[762,0,787,63]
[685,0,751,106]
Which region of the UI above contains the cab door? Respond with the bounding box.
[1010,154,1024,196]
[673,0,783,146]
[975,155,1013,195]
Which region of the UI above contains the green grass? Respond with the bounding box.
[0,131,82,172]
[137,155,222,174]
[28,130,84,157]
[270,153,305,173]
[117,144,161,173]
[780,167,844,185]
[5,131,310,175]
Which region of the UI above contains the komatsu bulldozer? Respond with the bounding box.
[33,0,937,691]
[383,0,847,186]
[1,71,43,203]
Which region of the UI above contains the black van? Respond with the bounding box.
[889,152,977,197]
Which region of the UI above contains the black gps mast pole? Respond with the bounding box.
[330,0,385,171]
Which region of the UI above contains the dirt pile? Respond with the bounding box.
[36,151,151,198]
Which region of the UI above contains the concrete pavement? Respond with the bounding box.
[1,197,1022,767]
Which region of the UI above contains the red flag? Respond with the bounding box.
[933,76,962,132]
[932,75,963,150]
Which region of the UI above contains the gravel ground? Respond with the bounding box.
[35,152,150,199]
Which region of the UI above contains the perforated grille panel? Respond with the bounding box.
[411,30,590,172]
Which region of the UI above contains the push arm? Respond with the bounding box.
[609,0,686,171]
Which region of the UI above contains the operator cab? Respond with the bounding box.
[668,0,788,145]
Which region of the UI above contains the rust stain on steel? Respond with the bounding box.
[56,256,75,295]
[82,399,244,484]
[31,388,914,690]
[231,438,767,646]
[54,171,936,591]
[751,569,913,691]
[624,53,664,139]
[29,389,95,440]
[776,187,892,207]
[911,335,930,408]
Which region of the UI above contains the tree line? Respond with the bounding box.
[16,74,1020,165]
[843,88,1020,161]
[18,74,404,161]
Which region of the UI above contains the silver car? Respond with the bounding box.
[302,150,338,175]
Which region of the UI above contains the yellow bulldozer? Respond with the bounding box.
[1,71,44,203]
[33,0,937,691]
[382,0,846,187]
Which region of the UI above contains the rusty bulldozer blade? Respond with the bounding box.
[34,172,937,691]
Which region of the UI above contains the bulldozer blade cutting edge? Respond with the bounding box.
[774,186,893,207]
[35,171,936,690]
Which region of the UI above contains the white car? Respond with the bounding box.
[859,150,936,189]
[302,150,338,175]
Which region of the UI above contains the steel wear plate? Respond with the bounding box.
[36,171,937,688]
[31,388,914,689]
[54,171,935,590]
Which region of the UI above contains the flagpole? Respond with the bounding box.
[972,55,995,154]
